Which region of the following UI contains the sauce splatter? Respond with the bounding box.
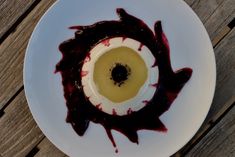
[56,8,192,152]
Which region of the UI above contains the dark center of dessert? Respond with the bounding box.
[111,63,130,86]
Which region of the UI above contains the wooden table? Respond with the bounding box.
[0,0,234,156]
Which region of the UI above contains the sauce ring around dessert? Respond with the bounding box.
[81,37,159,115]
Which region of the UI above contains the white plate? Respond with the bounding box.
[23,0,216,156]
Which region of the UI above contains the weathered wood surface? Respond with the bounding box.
[186,0,235,46]
[0,0,38,40]
[184,0,197,6]
[0,0,56,111]
[190,0,224,23]
[0,0,234,156]
[35,138,67,157]
[205,0,235,44]
[0,91,44,157]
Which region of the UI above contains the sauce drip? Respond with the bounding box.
[56,8,192,152]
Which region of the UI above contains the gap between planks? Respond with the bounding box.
[0,0,41,44]
[28,138,67,157]
[0,90,45,157]
[0,0,57,114]
[212,17,235,47]
[0,86,24,118]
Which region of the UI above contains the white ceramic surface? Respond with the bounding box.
[82,37,158,115]
[23,0,216,156]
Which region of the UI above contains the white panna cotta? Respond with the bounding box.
[81,37,158,115]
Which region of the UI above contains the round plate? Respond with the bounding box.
[23,0,216,156]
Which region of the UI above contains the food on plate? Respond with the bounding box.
[55,8,192,152]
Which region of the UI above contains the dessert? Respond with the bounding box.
[81,37,158,115]
[55,8,192,152]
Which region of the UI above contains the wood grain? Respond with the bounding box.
[211,28,235,116]
[183,0,235,47]
[185,103,235,157]
[35,138,67,157]
[190,0,224,23]
[212,26,230,46]
[174,27,235,156]
[0,0,37,40]
[0,91,44,157]
[184,0,197,6]
[0,0,56,111]
[205,0,235,43]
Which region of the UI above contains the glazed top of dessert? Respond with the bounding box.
[93,46,147,103]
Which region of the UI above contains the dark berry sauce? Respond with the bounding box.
[55,8,192,152]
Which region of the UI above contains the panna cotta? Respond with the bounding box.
[81,37,158,115]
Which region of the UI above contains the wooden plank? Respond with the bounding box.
[201,28,235,132]
[184,0,197,6]
[211,28,235,115]
[212,26,230,46]
[0,0,56,111]
[35,138,67,157]
[0,91,44,157]
[190,0,224,23]
[173,27,235,156]
[205,0,235,43]
[185,103,235,157]
[184,0,235,47]
[0,0,37,40]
